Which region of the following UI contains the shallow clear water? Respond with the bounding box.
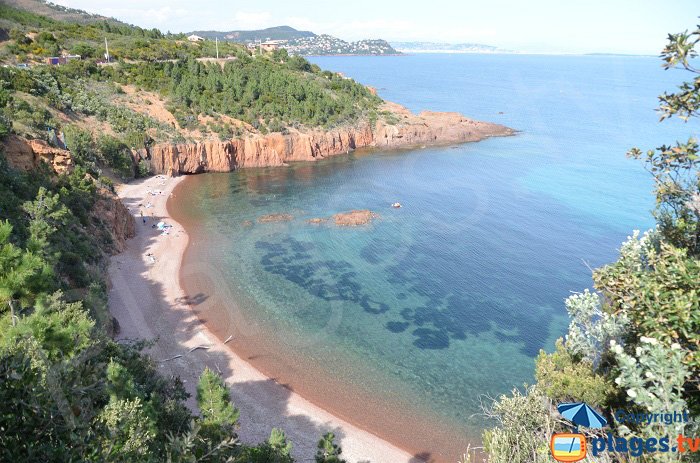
[174,54,698,458]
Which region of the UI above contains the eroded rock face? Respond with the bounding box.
[3,135,74,174]
[148,124,375,175]
[92,188,136,254]
[147,103,513,176]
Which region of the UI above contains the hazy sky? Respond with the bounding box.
[53,0,697,54]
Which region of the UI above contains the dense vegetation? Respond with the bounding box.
[1,126,354,460]
[478,26,700,463]
[0,61,177,178]
[0,3,236,61]
[109,52,380,129]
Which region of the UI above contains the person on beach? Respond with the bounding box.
[140,210,146,224]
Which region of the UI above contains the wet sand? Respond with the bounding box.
[107,175,419,462]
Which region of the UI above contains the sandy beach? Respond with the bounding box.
[107,175,417,463]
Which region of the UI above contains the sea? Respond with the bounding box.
[171,53,699,461]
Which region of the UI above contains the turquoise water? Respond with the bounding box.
[175,54,698,459]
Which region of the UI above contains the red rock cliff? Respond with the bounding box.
[92,189,136,255]
[148,103,513,175]
[3,135,74,174]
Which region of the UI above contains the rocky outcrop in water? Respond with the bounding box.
[257,213,294,223]
[147,103,513,176]
[333,210,378,226]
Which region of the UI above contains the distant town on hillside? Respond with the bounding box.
[188,26,399,55]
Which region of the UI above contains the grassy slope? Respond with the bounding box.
[1,0,121,24]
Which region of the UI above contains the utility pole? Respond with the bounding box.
[215,36,219,59]
[104,37,110,62]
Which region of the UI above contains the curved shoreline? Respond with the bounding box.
[107,174,417,462]
[170,173,477,463]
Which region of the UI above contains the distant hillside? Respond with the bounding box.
[0,2,384,142]
[191,25,316,43]
[188,25,398,56]
[0,0,128,25]
[391,41,509,54]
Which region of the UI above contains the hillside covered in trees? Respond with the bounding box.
[0,2,382,163]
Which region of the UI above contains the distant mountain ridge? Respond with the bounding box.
[188,25,398,56]
[391,41,510,53]
[190,26,316,43]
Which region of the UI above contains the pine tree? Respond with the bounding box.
[268,428,293,456]
[196,367,239,440]
[22,187,69,261]
[315,432,346,463]
[0,221,50,325]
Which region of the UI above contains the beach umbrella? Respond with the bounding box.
[557,402,607,429]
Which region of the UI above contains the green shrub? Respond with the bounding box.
[0,114,11,139]
[97,134,134,178]
[535,339,613,407]
[594,234,700,394]
[137,159,151,177]
[70,42,98,58]
[482,386,566,463]
[315,432,345,463]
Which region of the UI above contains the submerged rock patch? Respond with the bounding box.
[257,213,293,223]
[333,210,379,226]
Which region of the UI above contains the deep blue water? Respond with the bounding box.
[175,54,698,456]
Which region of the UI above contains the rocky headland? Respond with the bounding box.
[144,102,513,176]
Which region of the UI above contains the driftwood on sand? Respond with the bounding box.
[188,345,211,353]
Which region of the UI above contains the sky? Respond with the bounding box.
[52,0,697,54]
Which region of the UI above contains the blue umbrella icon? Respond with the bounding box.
[557,402,607,429]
